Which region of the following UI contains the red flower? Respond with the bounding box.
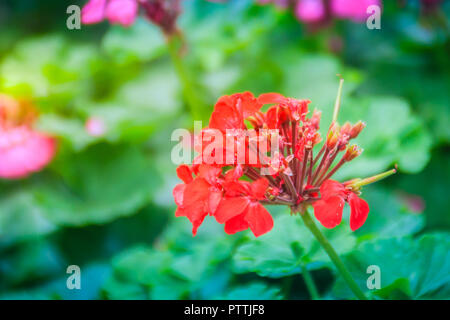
[312,179,369,231]
[173,164,222,235]
[209,92,262,132]
[216,178,273,237]
[173,91,395,237]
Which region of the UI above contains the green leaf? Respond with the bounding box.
[0,34,98,106]
[0,186,56,246]
[233,214,357,278]
[332,233,450,299]
[215,282,283,300]
[34,144,161,226]
[102,17,166,64]
[353,187,425,239]
[336,96,432,178]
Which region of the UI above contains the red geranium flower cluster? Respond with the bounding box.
[173,89,396,237]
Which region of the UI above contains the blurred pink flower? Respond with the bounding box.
[295,0,325,23]
[81,0,138,27]
[259,0,382,24]
[81,0,107,24]
[331,0,380,22]
[85,117,106,137]
[0,94,56,179]
[0,126,56,179]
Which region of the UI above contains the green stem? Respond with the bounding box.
[167,35,204,121]
[301,264,320,300]
[300,209,368,300]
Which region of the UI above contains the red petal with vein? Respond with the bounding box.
[197,165,221,185]
[176,165,193,184]
[237,92,262,118]
[215,197,249,223]
[313,196,344,229]
[320,179,346,200]
[209,103,243,131]
[244,202,274,237]
[208,190,222,215]
[222,180,251,197]
[182,178,211,232]
[250,178,269,200]
[348,192,370,231]
[224,213,249,235]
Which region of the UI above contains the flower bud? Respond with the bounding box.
[343,144,362,161]
[350,121,366,139]
[340,122,352,136]
[326,127,339,149]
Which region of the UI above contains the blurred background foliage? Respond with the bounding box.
[0,0,449,300]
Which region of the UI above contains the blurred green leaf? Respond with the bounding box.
[215,282,283,300]
[0,186,56,245]
[0,34,98,107]
[353,187,425,239]
[35,144,160,226]
[102,18,166,64]
[233,214,356,278]
[332,233,450,299]
[337,96,432,178]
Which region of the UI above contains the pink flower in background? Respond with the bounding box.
[0,94,56,179]
[295,0,326,23]
[85,117,106,137]
[81,0,107,24]
[0,126,56,179]
[81,0,138,27]
[331,0,380,22]
[258,0,382,24]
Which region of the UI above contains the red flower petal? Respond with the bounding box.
[348,192,370,231]
[176,165,193,184]
[209,103,243,131]
[250,178,269,200]
[257,93,287,105]
[237,92,262,119]
[191,215,207,236]
[182,178,211,232]
[266,105,290,128]
[197,164,221,185]
[173,184,186,207]
[208,190,222,215]
[209,92,261,131]
[224,213,249,235]
[313,196,344,229]
[214,197,250,223]
[320,179,346,200]
[175,207,186,217]
[244,202,274,237]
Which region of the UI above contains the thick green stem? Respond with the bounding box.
[300,209,368,300]
[301,264,320,300]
